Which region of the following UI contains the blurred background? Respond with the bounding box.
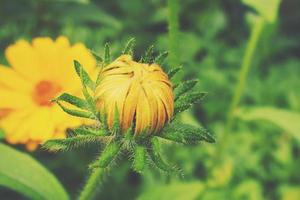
[0,0,299,199]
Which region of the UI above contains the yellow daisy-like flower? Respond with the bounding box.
[0,36,96,150]
[95,55,174,135]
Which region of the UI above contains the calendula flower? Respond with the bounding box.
[95,55,174,134]
[0,36,96,150]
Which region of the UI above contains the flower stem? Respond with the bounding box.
[78,168,105,200]
[216,18,266,158]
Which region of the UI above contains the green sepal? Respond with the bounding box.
[174,92,207,114]
[54,93,88,110]
[74,60,95,90]
[122,38,135,55]
[167,66,182,79]
[90,142,121,168]
[154,51,168,65]
[43,136,98,152]
[133,145,146,174]
[99,108,109,132]
[112,105,120,135]
[148,137,177,174]
[104,43,111,66]
[82,84,97,116]
[174,79,198,100]
[72,127,107,137]
[90,50,103,63]
[56,101,94,119]
[140,45,154,63]
[160,122,215,144]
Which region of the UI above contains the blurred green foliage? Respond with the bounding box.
[0,0,299,199]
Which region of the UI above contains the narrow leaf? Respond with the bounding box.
[90,50,103,63]
[133,145,146,173]
[54,93,88,110]
[174,80,198,100]
[0,144,69,200]
[160,122,215,144]
[140,45,154,63]
[81,83,97,115]
[56,101,94,119]
[74,60,95,90]
[148,137,180,175]
[122,38,135,55]
[43,136,98,152]
[154,51,168,65]
[112,105,120,134]
[73,127,107,137]
[104,43,111,65]
[167,66,182,79]
[174,92,207,114]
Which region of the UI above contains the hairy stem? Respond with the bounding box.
[217,18,266,158]
[78,168,105,200]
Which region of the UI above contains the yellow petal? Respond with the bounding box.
[0,89,34,109]
[0,65,33,92]
[5,40,42,82]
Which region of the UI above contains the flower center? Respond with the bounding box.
[33,80,62,106]
[0,108,12,119]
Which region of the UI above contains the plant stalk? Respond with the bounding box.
[217,18,266,158]
[78,167,105,200]
[167,0,180,68]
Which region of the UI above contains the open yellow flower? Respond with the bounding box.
[0,36,96,150]
[95,55,174,135]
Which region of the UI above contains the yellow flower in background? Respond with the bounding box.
[95,55,174,135]
[0,36,96,150]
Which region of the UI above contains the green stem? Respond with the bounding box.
[78,168,105,200]
[217,18,266,157]
[167,0,180,68]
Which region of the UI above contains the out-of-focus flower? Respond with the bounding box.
[95,55,174,135]
[0,36,96,150]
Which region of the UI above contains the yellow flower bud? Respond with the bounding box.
[95,55,174,135]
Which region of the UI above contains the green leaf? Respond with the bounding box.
[56,101,94,119]
[236,107,300,142]
[174,92,207,114]
[54,93,88,110]
[122,38,136,55]
[148,137,179,174]
[73,127,107,137]
[174,79,198,100]
[160,122,215,144]
[74,60,95,90]
[112,105,120,134]
[154,51,168,65]
[104,43,111,65]
[43,136,98,152]
[140,45,154,63]
[242,0,281,23]
[138,181,204,200]
[167,66,182,79]
[90,142,121,168]
[81,84,97,115]
[0,143,69,200]
[133,145,146,173]
[90,50,103,63]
